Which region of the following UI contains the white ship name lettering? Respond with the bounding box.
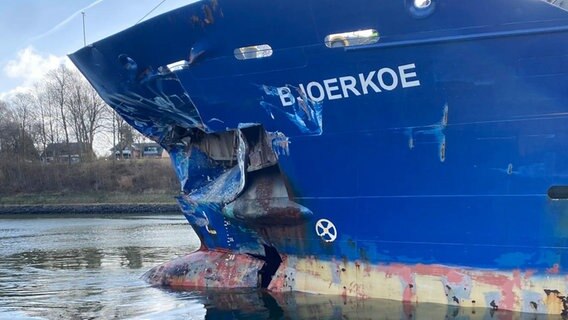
[277,63,420,106]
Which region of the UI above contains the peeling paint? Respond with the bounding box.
[259,84,323,135]
[189,0,223,28]
[142,250,264,288]
[494,162,547,178]
[547,264,561,274]
[268,131,290,157]
[264,257,568,314]
[543,289,568,315]
[404,104,448,162]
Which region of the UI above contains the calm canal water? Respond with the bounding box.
[0,214,551,319]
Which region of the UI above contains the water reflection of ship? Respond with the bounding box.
[167,289,564,320]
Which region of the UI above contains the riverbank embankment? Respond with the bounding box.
[0,203,179,215]
[1,159,181,215]
[0,192,180,215]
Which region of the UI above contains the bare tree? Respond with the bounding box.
[0,98,38,161]
[33,83,54,158]
[84,84,111,157]
[43,84,63,149]
[45,65,73,164]
[113,112,134,159]
[42,65,111,162]
[0,100,15,156]
[1,64,131,164]
[9,93,39,161]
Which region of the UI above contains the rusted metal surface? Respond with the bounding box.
[142,249,264,288]
[223,167,311,226]
[269,255,568,314]
[141,247,568,315]
[143,248,568,314]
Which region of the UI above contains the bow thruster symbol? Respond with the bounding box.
[315,219,337,242]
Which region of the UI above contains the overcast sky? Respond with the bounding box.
[0,0,195,99]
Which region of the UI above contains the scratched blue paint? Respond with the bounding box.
[268,131,291,157]
[404,104,447,161]
[69,0,568,278]
[259,85,324,135]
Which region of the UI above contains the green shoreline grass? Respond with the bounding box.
[0,192,178,205]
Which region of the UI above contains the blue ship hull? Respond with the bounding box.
[71,0,568,314]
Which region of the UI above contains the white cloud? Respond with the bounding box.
[4,47,67,82]
[1,46,75,99]
[0,85,32,100]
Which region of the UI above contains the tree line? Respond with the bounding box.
[0,64,139,164]
[0,64,181,198]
